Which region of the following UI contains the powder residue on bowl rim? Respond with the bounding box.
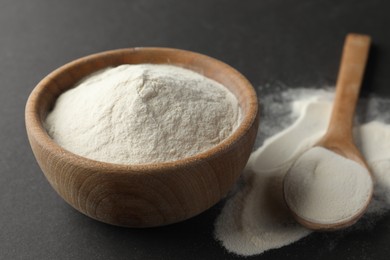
[44,64,242,164]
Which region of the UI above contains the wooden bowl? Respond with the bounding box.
[25,47,259,227]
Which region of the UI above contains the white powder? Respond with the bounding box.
[45,64,241,164]
[214,88,390,256]
[284,147,373,225]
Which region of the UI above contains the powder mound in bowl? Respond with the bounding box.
[44,64,242,164]
[284,146,373,224]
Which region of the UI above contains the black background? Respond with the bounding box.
[1,0,390,259]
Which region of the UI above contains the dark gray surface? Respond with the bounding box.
[1,0,390,259]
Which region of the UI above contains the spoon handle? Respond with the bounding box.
[326,33,371,140]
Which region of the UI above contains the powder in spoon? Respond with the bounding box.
[214,87,390,256]
[45,64,241,164]
[284,147,373,224]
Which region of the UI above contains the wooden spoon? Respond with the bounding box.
[284,33,373,231]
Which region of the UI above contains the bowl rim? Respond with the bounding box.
[25,47,259,172]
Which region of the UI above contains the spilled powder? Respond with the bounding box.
[214,87,390,256]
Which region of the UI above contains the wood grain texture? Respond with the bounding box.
[25,48,259,227]
[318,34,371,169]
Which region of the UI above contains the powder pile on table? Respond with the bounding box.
[45,64,241,164]
[214,87,390,256]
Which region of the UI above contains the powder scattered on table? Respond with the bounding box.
[45,64,241,164]
[214,87,390,256]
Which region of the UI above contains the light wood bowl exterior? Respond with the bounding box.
[25,48,259,227]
